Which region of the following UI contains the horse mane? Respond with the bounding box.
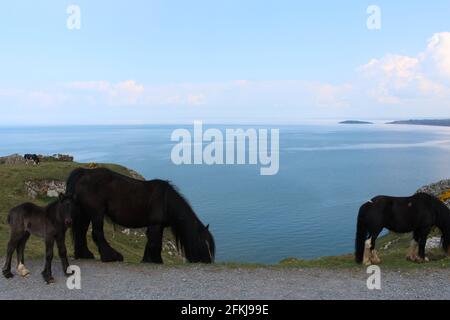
[45,200,59,211]
[164,181,215,262]
[45,200,59,213]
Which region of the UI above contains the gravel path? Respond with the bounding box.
[0,259,449,300]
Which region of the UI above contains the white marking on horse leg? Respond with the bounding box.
[17,263,30,277]
[406,240,418,261]
[363,238,372,266]
[370,250,381,264]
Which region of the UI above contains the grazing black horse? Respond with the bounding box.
[24,154,40,165]
[2,194,73,283]
[355,192,450,265]
[66,168,215,264]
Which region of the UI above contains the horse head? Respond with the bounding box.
[57,193,74,228]
[197,223,215,263]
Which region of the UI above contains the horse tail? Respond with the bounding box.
[7,209,12,225]
[355,201,371,263]
[66,168,86,197]
[7,205,24,226]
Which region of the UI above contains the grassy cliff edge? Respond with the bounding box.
[0,160,182,264]
[0,158,449,269]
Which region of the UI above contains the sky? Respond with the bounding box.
[1,0,450,125]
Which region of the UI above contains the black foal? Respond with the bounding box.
[2,194,73,284]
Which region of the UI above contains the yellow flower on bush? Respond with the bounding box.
[439,190,450,202]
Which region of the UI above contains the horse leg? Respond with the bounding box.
[16,232,30,277]
[369,231,382,264]
[406,234,419,262]
[2,233,22,279]
[73,209,94,259]
[91,213,123,262]
[142,225,164,264]
[416,228,431,263]
[363,237,372,266]
[42,237,55,284]
[56,235,71,275]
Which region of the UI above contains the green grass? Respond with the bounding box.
[0,161,183,264]
[1,161,449,270]
[279,231,450,270]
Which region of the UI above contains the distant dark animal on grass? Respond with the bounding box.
[66,168,215,264]
[2,194,74,284]
[355,193,450,265]
[24,154,40,165]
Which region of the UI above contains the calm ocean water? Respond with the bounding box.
[2,123,450,263]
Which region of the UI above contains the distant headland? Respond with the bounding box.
[339,120,373,124]
[387,119,450,127]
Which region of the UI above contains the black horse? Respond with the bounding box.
[355,192,450,265]
[24,154,40,165]
[66,168,215,264]
[3,194,73,283]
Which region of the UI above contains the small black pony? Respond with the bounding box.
[2,194,73,283]
[66,168,215,264]
[355,192,450,265]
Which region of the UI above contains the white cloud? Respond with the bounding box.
[3,31,450,124]
[425,32,450,79]
[0,79,354,114]
[66,81,111,91]
[0,88,68,107]
[65,80,144,105]
[187,93,206,105]
[359,32,450,105]
[305,82,352,108]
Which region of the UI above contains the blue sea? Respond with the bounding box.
[1,123,450,263]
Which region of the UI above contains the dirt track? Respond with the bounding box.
[0,259,449,300]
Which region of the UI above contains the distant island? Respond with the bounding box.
[387,119,450,127]
[339,120,373,124]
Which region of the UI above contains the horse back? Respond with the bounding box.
[68,168,168,227]
[368,194,435,232]
[8,202,48,237]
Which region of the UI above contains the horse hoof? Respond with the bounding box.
[406,255,418,262]
[113,252,124,262]
[75,250,95,260]
[3,270,14,279]
[42,271,54,284]
[415,257,429,264]
[370,258,381,265]
[44,276,55,284]
[101,251,124,262]
[19,270,30,277]
[141,259,163,264]
[17,264,30,277]
[101,255,124,263]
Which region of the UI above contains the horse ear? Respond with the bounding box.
[205,224,209,230]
